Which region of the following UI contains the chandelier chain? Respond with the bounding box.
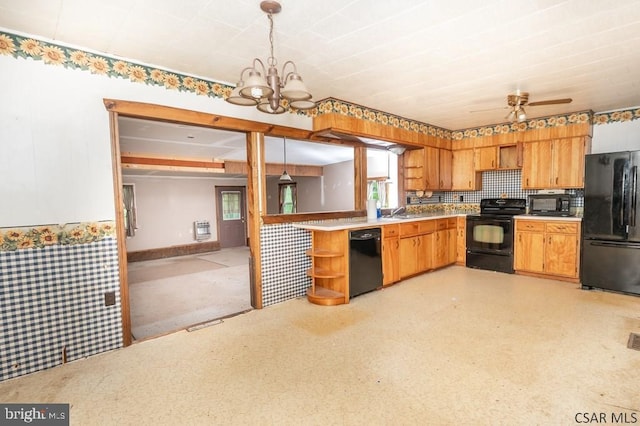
[267,13,277,68]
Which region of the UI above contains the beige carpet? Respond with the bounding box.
[128,248,252,340]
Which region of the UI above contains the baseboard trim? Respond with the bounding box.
[127,241,221,262]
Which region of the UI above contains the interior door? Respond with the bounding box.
[216,186,247,248]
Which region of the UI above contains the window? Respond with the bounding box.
[122,184,137,237]
[279,183,297,213]
[221,191,242,220]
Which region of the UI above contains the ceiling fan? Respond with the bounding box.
[504,90,572,122]
[470,90,572,122]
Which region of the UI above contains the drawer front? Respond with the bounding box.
[545,222,578,234]
[384,224,400,238]
[447,218,457,228]
[435,219,448,230]
[516,221,545,232]
[400,222,420,237]
[419,220,436,234]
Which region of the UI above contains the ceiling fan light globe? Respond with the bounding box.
[517,108,527,122]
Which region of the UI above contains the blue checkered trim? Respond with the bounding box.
[431,169,584,207]
[0,238,122,381]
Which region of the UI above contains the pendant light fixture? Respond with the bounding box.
[226,1,316,114]
[279,136,293,182]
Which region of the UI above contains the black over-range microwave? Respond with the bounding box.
[528,194,575,216]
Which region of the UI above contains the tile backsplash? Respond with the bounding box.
[408,169,584,209]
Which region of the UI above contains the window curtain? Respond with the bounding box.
[122,184,137,237]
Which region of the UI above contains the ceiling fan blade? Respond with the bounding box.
[528,98,572,106]
[470,106,508,113]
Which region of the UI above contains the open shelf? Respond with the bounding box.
[305,248,342,258]
[306,268,344,279]
[306,287,346,306]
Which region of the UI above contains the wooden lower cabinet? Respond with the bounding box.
[398,218,456,279]
[433,218,457,269]
[514,219,581,282]
[305,229,349,306]
[456,216,466,265]
[382,225,400,286]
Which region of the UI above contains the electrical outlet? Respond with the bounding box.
[104,291,116,306]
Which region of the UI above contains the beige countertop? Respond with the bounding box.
[292,212,466,232]
[515,214,582,222]
[292,211,582,232]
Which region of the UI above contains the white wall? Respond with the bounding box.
[592,119,640,153]
[320,160,355,211]
[123,175,246,251]
[0,54,312,228]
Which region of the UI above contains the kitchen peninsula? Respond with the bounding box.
[294,211,465,305]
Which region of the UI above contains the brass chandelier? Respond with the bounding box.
[226,1,316,114]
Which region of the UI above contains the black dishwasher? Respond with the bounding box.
[349,228,383,298]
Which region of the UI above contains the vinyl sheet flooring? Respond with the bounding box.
[2,266,639,425]
[127,247,252,340]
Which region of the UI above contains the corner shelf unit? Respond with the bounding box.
[305,230,349,306]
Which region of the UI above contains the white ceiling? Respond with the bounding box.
[3,0,640,173]
[1,0,640,131]
[118,116,356,167]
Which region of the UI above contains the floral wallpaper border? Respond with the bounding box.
[1,30,638,141]
[316,98,452,139]
[0,221,116,252]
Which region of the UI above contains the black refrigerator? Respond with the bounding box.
[581,150,640,295]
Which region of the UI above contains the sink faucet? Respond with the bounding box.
[391,206,406,216]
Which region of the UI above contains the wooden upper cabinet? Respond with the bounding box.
[474,146,498,171]
[475,144,521,171]
[405,147,451,191]
[522,137,587,189]
[439,149,452,190]
[404,148,425,191]
[522,141,553,188]
[452,149,481,191]
[553,137,586,188]
[424,147,440,190]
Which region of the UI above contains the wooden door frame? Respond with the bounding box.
[103,99,286,345]
[104,98,368,345]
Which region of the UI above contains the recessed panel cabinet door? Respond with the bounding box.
[522,141,553,189]
[382,237,400,286]
[399,237,419,278]
[514,231,544,273]
[544,233,578,277]
[553,137,585,188]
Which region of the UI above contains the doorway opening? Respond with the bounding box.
[117,118,253,341]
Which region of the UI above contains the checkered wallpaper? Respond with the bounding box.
[421,170,584,207]
[260,224,312,307]
[0,238,122,381]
